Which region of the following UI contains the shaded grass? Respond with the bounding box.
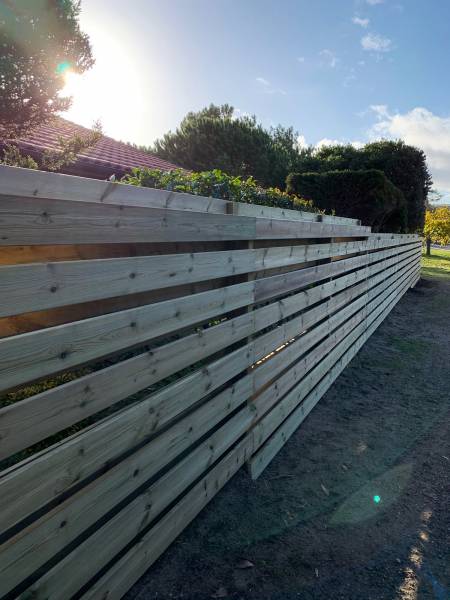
[422,247,450,278]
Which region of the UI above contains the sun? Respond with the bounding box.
[61,70,85,98]
[54,17,155,144]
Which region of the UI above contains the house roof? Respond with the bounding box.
[3,117,183,179]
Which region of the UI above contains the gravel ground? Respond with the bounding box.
[126,268,450,600]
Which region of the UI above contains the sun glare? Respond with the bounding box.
[61,71,84,98]
[59,27,147,143]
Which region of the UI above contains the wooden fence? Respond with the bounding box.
[0,164,421,599]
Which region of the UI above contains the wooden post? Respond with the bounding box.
[426,236,431,256]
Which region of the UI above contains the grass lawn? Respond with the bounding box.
[421,247,450,278]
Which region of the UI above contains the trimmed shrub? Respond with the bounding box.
[293,141,432,232]
[286,169,407,232]
[123,168,317,214]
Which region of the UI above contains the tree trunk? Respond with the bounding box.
[426,236,431,256]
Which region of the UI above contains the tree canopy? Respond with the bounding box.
[287,169,406,232]
[292,141,432,232]
[152,104,301,189]
[0,0,94,138]
[424,206,450,246]
[152,105,431,231]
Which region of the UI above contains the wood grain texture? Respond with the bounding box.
[0,249,419,535]
[0,280,254,392]
[80,434,254,600]
[249,264,418,478]
[20,409,254,600]
[0,245,420,461]
[0,239,419,317]
[0,166,421,600]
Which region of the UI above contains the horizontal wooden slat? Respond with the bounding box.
[20,409,255,600]
[80,434,254,600]
[0,165,364,226]
[0,280,254,393]
[0,165,230,214]
[249,265,418,478]
[254,242,420,301]
[255,217,371,239]
[251,259,418,434]
[0,249,419,534]
[0,239,420,318]
[232,201,359,225]
[0,250,255,318]
[0,165,423,600]
[0,242,420,394]
[80,279,420,600]
[0,195,256,245]
[0,245,420,462]
[0,345,253,534]
[0,390,254,597]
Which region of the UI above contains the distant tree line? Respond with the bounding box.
[149,104,432,232]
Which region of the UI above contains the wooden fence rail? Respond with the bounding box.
[0,165,421,599]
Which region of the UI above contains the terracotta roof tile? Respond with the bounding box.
[4,117,183,178]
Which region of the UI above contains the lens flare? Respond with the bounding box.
[56,61,71,75]
[373,495,381,504]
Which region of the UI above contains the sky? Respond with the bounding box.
[64,0,450,202]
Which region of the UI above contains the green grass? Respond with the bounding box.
[421,247,450,278]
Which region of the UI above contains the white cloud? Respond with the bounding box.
[361,33,393,52]
[319,49,339,68]
[297,56,305,63]
[316,138,364,149]
[352,16,370,28]
[255,77,287,95]
[367,0,384,5]
[370,104,390,118]
[296,134,308,149]
[368,105,450,193]
[316,138,341,148]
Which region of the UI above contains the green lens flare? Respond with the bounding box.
[373,495,381,504]
[56,61,71,75]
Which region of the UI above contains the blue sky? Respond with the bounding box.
[66,0,450,199]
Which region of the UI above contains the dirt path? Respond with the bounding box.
[126,267,450,600]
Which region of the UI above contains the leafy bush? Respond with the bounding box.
[286,169,406,231]
[123,168,317,213]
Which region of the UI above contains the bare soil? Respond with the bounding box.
[126,273,450,600]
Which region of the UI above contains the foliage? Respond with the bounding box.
[1,143,38,169]
[287,169,406,232]
[292,141,432,232]
[150,105,431,231]
[424,207,450,246]
[123,167,317,213]
[150,104,301,189]
[1,120,102,171]
[0,0,94,138]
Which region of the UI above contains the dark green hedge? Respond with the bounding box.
[286,169,407,232]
